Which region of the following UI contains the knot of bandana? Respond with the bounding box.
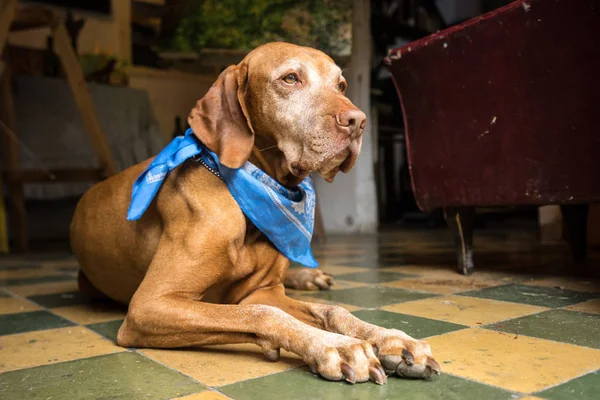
[127,129,318,268]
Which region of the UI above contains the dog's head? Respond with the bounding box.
[188,42,366,186]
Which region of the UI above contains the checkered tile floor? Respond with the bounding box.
[1,230,599,399]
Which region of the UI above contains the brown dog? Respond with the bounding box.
[70,42,439,384]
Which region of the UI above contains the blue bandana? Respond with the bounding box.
[127,128,318,268]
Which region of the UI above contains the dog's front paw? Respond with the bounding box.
[372,329,440,379]
[284,268,334,290]
[306,332,387,384]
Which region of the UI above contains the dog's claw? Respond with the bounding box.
[369,365,387,385]
[402,349,415,366]
[314,277,330,289]
[257,339,280,362]
[377,365,388,384]
[341,363,356,384]
[263,348,280,362]
[426,357,441,376]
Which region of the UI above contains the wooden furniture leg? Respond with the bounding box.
[561,204,589,264]
[0,66,28,251]
[0,0,18,56]
[0,172,8,253]
[445,206,476,275]
[52,23,117,177]
[1,0,24,252]
[0,5,118,252]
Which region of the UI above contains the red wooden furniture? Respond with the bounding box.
[386,0,599,274]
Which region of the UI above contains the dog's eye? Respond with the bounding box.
[282,73,299,84]
[338,82,347,92]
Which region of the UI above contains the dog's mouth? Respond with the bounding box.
[286,148,347,182]
[317,138,362,182]
[318,148,350,182]
[284,135,362,183]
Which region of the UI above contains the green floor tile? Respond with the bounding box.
[0,263,42,271]
[24,252,75,262]
[352,310,467,339]
[28,291,90,308]
[0,310,75,335]
[486,309,600,349]
[0,351,206,400]
[303,286,435,308]
[1,274,74,286]
[335,271,417,284]
[56,265,80,272]
[458,284,599,308]
[87,319,124,343]
[380,260,418,268]
[537,370,600,400]
[423,244,453,249]
[377,260,415,267]
[378,251,407,258]
[221,367,515,400]
[333,259,385,268]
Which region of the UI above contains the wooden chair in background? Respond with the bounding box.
[0,0,117,252]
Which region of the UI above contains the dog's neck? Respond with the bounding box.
[249,134,305,188]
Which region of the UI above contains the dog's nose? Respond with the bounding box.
[336,109,367,136]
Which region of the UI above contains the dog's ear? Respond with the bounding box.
[187,63,253,168]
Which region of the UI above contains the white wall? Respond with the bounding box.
[436,0,482,24]
[315,0,378,234]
